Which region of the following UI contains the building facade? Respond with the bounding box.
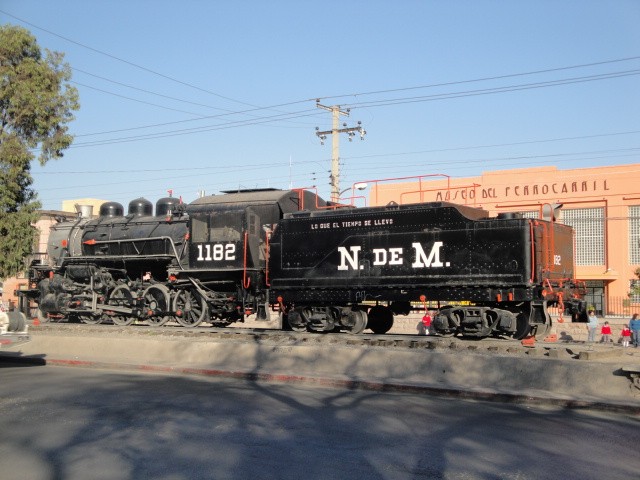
[364,164,640,317]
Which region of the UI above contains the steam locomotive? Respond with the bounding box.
[27,187,585,339]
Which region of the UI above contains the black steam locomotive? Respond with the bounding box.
[28,188,585,339]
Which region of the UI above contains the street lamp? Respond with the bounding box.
[339,182,368,197]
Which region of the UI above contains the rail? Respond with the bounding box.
[351,174,452,207]
[243,231,251,289]
[399,182,481,206]
[291,174,488,209]
[290,187,356,211]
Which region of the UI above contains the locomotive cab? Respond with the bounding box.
[184,188,326,289]
[188,207,255,275]
[177,188,328,323]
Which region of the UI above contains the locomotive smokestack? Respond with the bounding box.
[75,204,94,218]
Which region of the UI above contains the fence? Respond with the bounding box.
[516,298,640,320]
[604,296,640,318]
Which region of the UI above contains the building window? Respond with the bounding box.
[559,208,605,266]
[584,280,605,316]
[630,206,640,265]
[630,279,640,304]
[520,210,539,219]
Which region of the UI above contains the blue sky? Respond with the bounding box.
[2,1,639,210]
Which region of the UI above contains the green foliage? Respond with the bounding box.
[0,24,79,278]
[632,267,640,298]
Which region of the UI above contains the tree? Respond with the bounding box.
[0,24,79,278]
[631,267,640,298]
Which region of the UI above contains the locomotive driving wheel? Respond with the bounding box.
[108,284,135,326]
[36,307,50,324]
[173,288,208,327]
[142,284,171,327]
[75,313,104,325]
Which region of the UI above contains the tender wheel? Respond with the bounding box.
[514,312,532,340]
[433,307,460,337]
[173,289,208,327]
[533,321,551,340]
[367,305,394,334]
[345,309,367,334]
[108,284,135,326]
[142,284,171,327]
[286,309,308,332]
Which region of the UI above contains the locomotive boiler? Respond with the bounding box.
[29,187,585,339]
[34,196,189,325]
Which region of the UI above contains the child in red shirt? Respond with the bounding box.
[422,312,432,335]
[601,321,612,343]
[621,324,631,347]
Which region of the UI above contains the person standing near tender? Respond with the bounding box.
[586,310,599,343]
[621,324,632,348]
[421,311,432,336]
[629,313,640,348]
[600,321,612,343]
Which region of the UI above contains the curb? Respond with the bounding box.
[4,354,640,415]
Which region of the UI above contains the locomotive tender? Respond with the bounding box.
[29,187,585,339]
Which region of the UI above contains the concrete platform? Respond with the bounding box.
[3,326,640,413]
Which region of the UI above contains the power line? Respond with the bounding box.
[71,81,208,117]
[341,70,640,109]
[72,98,315,138]
[340,153,640,186]
[4,8,638,145]
[340,130,640,161]
[33,149,639,197]
[31,29,632,140]
[348,148,640,170]
[58,67,639,148]
[67,68,640,145]
[316,55,640,101]
[68,109,322,148]
[71,68,319,128]
[72,67,250,114]
[35,152,639,207]
[0,9,259,107]
[34,132,640,174]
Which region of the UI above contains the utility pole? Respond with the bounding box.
[315,101,366,202]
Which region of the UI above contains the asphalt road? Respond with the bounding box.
[1,363,639,480]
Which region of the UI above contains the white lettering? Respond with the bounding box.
[338,246,362,270]
[388,248,403,265]
[195,243,236,262]
[372,248,387,266]
[411,242,449,268]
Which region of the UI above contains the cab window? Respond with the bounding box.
[210,212,242,242]
[191,214,209,243]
